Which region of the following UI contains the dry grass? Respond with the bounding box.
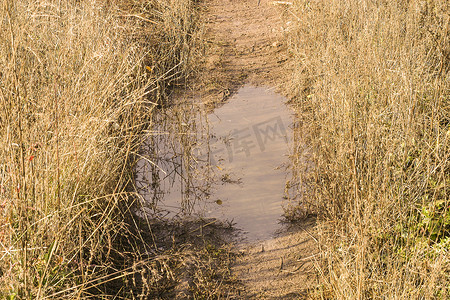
[0,0,213,298]
[286,0,449,298]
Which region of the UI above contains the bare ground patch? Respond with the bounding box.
[234,218,318,299]
[193,0,292,105]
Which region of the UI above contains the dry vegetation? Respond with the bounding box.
[0,0,236,298]
[2,0,449,298]
[287,0,449,298]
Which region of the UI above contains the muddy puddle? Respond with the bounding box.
[135,86,293,241]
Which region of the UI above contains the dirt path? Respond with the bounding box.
[197,0,291,103]
[233,219,318,299]
[195,0,319,298]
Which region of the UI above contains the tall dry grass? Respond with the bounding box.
[287,0,449,298]
[0,0,200,298]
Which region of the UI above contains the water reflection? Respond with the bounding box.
[135,86,293,241]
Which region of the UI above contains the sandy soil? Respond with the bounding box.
[233,219,318,299]
[194,0,319,298]
[196,0,292,104]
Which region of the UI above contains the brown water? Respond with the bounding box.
[135,85,293,241]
